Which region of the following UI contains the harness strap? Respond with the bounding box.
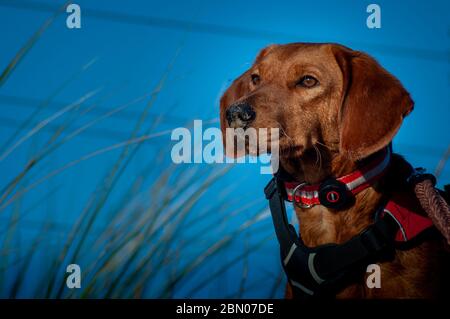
[264,175,297,251]
[265,176,397,299]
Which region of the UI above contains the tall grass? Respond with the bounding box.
[0,5,283,298]
[0,107,278,297]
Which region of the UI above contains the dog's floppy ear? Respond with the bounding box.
[255,44,278,63]
[332,45,414,160]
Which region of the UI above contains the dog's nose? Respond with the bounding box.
[225,103,256,127]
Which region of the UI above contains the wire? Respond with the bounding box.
[0,93,198,124]
[0,116,133,142]
[0,0,448,62]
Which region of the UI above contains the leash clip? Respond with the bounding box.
[406,167,436,186]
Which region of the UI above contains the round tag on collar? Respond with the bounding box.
[318,179,350,209]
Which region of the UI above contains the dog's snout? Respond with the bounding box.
[225,103,256,128]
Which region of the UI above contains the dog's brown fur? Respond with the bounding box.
[220,43,448,298]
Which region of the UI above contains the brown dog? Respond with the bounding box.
[220,43,448,298]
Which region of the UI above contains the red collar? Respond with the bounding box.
[283,147,434,242]
[284,148,391,208]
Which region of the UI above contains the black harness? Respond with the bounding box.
[264,174,399,299]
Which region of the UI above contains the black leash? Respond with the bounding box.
[264,175,398,299]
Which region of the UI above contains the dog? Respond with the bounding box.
[219,43,448,298]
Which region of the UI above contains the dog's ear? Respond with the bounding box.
[255,44,278,63]
[331,45,414,160]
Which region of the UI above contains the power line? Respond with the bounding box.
[0,113,446,159]
[0,94,446,156]
[0,94,447,159]
[0,93,219,143]
[0,93,196,124]
[0,0,448,62]
[0,115,140,142]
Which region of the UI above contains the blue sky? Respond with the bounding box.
[0,0,448,298]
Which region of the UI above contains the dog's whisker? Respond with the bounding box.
[275,121,293,143]
[315,140,332,151]
[313,144,322,170]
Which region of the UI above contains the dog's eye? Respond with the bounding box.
[251,74,261,85]
[296,75,318,88]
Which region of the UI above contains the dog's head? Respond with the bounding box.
[220,43,413,161]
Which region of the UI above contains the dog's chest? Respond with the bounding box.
[295,201,375,246]
[296,205,340,246]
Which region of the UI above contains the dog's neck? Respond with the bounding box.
[279,144,358,184]
[279,145,384,246]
